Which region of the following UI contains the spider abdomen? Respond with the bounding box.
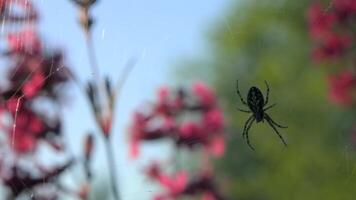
[247,86,264,122]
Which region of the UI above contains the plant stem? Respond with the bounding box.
[84,19,121,200]
[86,33,100,79]
[104,138,121,200]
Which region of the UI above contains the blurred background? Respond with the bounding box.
[37,0,232,199]
[1,0,356,199]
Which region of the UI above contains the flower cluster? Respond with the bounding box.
[307,0,356,106]
[129,82,225,158]
[146,163,225,200]
[307,0,356,61]
[0,30,71,155]
[0,1,88,199]
[129,83,226,200]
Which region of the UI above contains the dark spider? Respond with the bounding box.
[236,80,287,150]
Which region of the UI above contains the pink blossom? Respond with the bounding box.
[333,0,356,20]
[193,82,216,108]
[208,136,225,157]
[129,112,147,158]
[129,112,169,158]
[148,165,188,199]
[2,51,70,101]
[130,140,140,159]
[148,166,226,200]
[203,109,224,131]
[0,0,72,198]
[150,168,188,200]
[328,70,356,106]
[4,97,24,114]
[129,83,226,158]
[158,86,170,103]
[7,29,42,55]
[22,71,45,98]
[307,3,336,39]
[179,122,202,138]
[177,121,225,157]
[158,171,188,197]
[312,34,350,61]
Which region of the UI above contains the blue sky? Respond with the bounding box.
[35,1,231,199]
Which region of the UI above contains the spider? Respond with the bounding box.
[236,80,287,150]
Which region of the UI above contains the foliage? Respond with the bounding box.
[177,0,356,199]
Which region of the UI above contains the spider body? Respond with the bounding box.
[247,87,265,122]
[236,80,287,150]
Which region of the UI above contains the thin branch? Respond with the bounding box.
[105,139,121,200]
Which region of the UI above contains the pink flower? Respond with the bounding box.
[130,83,226,158]
[8,107,45,154]
[0,1,71,198]
[208,136,225,157]
[130,140,140,159]
[0,0,6,11]
[22,71,45,98]
[129,112,148,158]
[203,109,224,131]
[333,0,356,21]
[11,133,37,154]
[307,3,336,39]
[158,171,188,197]
[7,29,42,55]
[0,99,63,154]
[2,51,71,101]
[4,97,24,115]
[312,34,350,61]
[178,121,225,157]
[158,86,170,103]
[193,82,216,108]
[149,167,226,200]
[156,86,170,114]
[149,166,188,200]
[179,122,203,138]
[129,112,168,158]
[328,70,356,106]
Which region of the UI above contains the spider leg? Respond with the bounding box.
[242,115,254,139]
[237,107,251,113]
[245,118,256,150]
[236,80,248,105]
[264,113,288,128]
[263,103,276,111]
[264,114,287,146]
[264,80,270,106]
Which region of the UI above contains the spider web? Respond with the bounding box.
[0,1,73,198]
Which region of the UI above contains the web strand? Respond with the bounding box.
[11,95,22,149]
